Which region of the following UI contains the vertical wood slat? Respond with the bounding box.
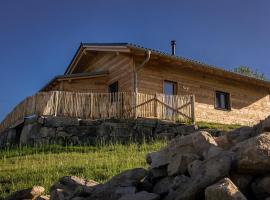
[0,91,194,133]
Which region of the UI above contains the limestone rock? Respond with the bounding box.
[119,191,160,200]
[89,168,147,200]
[115,186,137,195]
[232,132,270,174]
[192,131,218,158]
[36,195,50,200]
[166,152,232,200]
[167,153,199,176]
[214,135,231,149]
[207,146,224,159]
[153,177,173,195]
[106,168,147,187]
[171,175,191,190]
[227,126,255,145]
[146,149,170,169]
[187,160,203,177]
[262,117,270,132]
[50,176,98,199]
[251,174,270,199]
[229,173,252,193]
[205,177,247,200]
[5,186,45,200]
[149,166,168,179]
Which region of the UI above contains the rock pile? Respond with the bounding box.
[4,117,270,200]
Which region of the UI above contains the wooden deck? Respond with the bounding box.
[0,91,195,133]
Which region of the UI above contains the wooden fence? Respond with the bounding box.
[0,91,195,133]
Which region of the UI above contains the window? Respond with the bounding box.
[215,91,231,110]
[109,81,118,93]
[164,81,177,95]
[109,81,119,102]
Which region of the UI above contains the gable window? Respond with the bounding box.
[164,81,177,95]
[215,91,231,110]
[109,81,118,93]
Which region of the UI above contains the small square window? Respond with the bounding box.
[215,91,231,110]
[164,81,177,95]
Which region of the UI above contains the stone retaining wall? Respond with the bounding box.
[0,116,197,147]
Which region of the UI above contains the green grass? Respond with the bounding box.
[197,121,242,132]
[0,142,166,198]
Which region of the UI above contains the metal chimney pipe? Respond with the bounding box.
[171,40,176,55]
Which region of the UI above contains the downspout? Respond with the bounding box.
[134,50,151,93]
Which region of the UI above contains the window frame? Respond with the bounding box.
[163,80,178,95]
[214,90,231,111]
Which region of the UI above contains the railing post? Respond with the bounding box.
[154,93,157,118]
[54,91,59,117]
[134,92,137,119]
[191,95,196,124]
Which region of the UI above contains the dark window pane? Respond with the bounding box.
[215,91,230,110]
[109,81,118,93]
[164,81,177,95]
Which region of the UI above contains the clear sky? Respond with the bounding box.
[0,0,270,121]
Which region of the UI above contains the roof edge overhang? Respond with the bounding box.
[64,43,131,75]
[63,42,270,91]
[40,71,109,92]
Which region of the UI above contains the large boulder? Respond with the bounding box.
[226,126,255,145]
[5,186,45,200]
[229,173,252,194]
[146,149,170,169]
[165,152,233,200]
[153,176,173,195]
[191,131,218,159]
[89,168,148,200]
[167,153,199,176]
[119,191,159,200]
[205,177,247,200]
[50,176,98,199]
[232,132,270,174]
[251,174,270,199]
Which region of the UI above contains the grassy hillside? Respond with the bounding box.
[0,122,241,198]
[0,142,166,198]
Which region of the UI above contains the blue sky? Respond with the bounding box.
[0,0,270,121]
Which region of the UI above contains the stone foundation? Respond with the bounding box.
[0,116,197,147]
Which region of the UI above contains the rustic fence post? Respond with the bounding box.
[134,92,137,119]
[54,91,59,117]
[191,95,196,124]
[154,93,158,118]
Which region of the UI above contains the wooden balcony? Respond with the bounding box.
[0,91,195,133]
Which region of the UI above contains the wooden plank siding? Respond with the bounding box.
[72,52,134,92]
[137,59,270,125]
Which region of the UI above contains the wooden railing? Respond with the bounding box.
[0,91,195,133]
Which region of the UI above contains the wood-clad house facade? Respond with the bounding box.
[41,43,270,125]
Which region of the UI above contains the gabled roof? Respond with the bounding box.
[64,42,270,90]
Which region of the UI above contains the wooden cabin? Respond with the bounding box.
[41,43,270,125]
